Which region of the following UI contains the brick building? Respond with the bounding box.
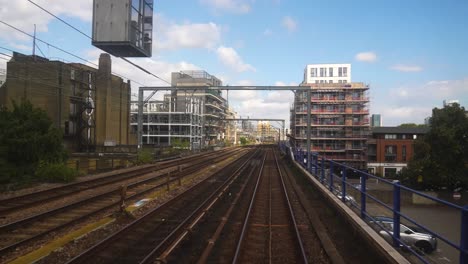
[0,52,133,152]
[367,126,428,177]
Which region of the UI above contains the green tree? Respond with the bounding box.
[398,123,427,128]
[400,103,468,190]
[0,101,68,184]
[239,137,249,146]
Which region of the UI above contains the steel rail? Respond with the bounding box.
[273,149,308,263]
[231,151,267,264]
[195,167,258,264]
[0,148,236,215]
[0,148,245,256]
[139,148,261,264]
[66,148,256,264]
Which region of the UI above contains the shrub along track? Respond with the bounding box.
[65,147,260,264]
[0,147,245,260]
[0,148,237,216]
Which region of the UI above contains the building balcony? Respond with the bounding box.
[205,102,224,111]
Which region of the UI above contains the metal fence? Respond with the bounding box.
[281,144,468,264]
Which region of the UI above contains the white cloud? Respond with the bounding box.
[390,64,423,72]
[200,0,251,14]
[373,78,468,125]
[274,81,298,86]
[84,48,200,91]
[282,16,297,32]
[236,80,254,86]
[379,106,431,124]
[216,46,255,72]
[155,16,222,51]
[0,0,92,42]
[355,51,377,63]
[266,91,294,103]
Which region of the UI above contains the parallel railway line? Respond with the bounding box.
[0,148,236,216]
[0,147,245,257]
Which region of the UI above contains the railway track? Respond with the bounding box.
[232,147,308,263]
[66,147,260,264]
[0,148,236,216]
[161,146,340,264]
[0,147,246,257]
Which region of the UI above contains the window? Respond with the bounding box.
[338,80,342,84]
[402,145,407,161]
[320,80,325,83]
[343,67,348,77]
[385,134,397,139]
[315,80,319,84]
[338,67,343,77]
[385,145,397,162]
[342,80,347,83]
[384,168,397,178]
[329,67,333,77]
[413,134,417,139]
[320,67,326,77]
[329,80,333,83]
[311,68,317,77]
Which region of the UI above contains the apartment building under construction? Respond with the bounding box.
[291,64,370,169]
[131,71,232,150]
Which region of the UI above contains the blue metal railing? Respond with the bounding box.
[283,144,468,264]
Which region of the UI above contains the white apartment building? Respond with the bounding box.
[304,63,351,84]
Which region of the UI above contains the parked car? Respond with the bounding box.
[370,216,437,254]
[334,190,357,205]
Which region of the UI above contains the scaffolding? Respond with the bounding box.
[291,82,370,168]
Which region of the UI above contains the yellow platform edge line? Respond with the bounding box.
[8,217,114,264]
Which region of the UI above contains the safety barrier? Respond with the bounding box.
[281,144,468,264]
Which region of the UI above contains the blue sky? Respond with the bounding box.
[0,0,467,127]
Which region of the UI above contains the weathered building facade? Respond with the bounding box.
[0,52,133,152]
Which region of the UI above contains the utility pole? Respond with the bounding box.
[32,24,36,60]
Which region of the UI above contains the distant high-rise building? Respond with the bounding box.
[371,114,382,127]
[424,117,431,125]
[291,63,370,169]
[443,99,459,107]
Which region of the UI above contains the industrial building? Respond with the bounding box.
[367,126,428,177]
[291,64,370,169]
[131,71,232,149]
[0,52,133,152]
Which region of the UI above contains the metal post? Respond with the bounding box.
[329,161,334,191]
[137,89,144,148]
[306,89,311,171]
[321,156,325,183]
[460,206,468,264]
[314,154,318,178]
[392,180,401,247]
[360,173,367,219]
[341,167,346,203]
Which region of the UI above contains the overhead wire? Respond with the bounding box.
[0,20,99,67]
[25,0,172,86]
[0,23,147,87]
